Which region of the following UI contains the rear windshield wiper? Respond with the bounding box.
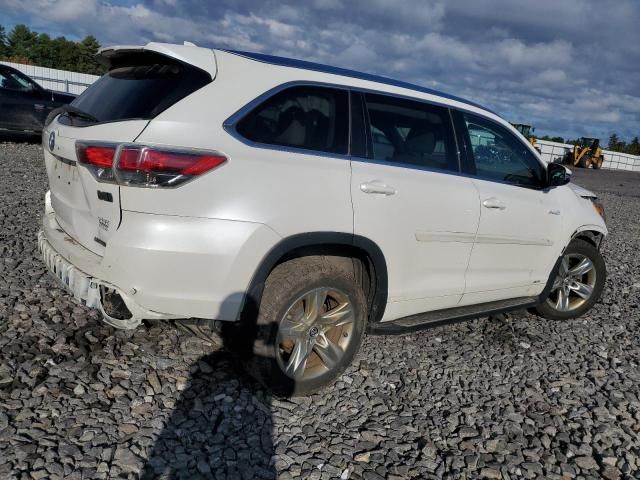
[61,104,99,123]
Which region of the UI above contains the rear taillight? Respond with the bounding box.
[76,143,118,182]
[117,147,226,187]
[75,142,226,187]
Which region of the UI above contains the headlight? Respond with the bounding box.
[591,199,605,220]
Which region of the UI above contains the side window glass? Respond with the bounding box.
[363,93,458,172]
[463,113,544,187]
[236,86,348,154]
[0,69,34,92]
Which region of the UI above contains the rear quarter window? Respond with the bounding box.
[235,86,349,155]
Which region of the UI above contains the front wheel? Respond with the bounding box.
[240,256,367,396]
[578,156,591,168]
[535,239,606,320]
[593,157,603,169]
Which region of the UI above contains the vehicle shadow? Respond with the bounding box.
[0,131,41,144]
[140,295,293,480]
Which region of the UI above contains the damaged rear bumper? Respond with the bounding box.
[38,230,179,329]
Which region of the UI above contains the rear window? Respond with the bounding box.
[61,58,211,125]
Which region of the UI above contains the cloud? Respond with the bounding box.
[0,0,638,141]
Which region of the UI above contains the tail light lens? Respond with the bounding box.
[76,143,118,182]
[75,142,226,187]
[117,147,226,187]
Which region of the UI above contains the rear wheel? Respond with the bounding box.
[241,256,367,396]
[535,239,606,320]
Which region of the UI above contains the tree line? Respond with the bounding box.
[538,133,640,156]
[0,24,105,75]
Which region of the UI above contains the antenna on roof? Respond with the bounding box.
[183,41,197,47]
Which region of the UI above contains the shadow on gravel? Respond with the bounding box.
[141,296,292,480]
[0,131,41,144]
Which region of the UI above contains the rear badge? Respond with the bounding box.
[48,131,56,151]
[98,217,110,231]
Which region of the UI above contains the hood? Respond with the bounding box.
[568,182,597,199]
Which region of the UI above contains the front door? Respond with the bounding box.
[458,112,563,305]
[351,93,480,321]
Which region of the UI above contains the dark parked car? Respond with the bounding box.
[0,64,76,133]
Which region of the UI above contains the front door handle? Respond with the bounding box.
[360,181,396,196]
[482,197,506,210]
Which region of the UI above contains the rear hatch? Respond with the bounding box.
[43,43,215,256]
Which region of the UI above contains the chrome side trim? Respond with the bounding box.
[415,231,475,243]
[475,234,553,247]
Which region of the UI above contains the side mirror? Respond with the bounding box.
[547,162,571,187]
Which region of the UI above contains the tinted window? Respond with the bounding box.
[236,86,348,154]
[464,113,544,188]
[64,60,211,124]
[0,67,38,92]
[363,93,458,172]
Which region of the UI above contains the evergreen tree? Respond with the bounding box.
[7,24,37,59]
[77,36,105,74]
[608,133,621,151]
[0,25,7,58]
[629,137,640,156]
[0,23,105,75]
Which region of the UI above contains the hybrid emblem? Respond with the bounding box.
[48,131,56,152]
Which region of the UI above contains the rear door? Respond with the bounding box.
[43,51,213,256]
[350,92,480,321]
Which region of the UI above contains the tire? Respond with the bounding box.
[535,239,606,320]
[578,157,591,168]
[593,157,603,170]
[237,256,368,396]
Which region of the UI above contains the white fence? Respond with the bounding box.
[0,61,98,95]
[536,139,640,172]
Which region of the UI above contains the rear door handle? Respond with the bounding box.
[360,181,396,196]
[482,197,506,210]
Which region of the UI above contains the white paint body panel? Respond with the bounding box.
[351,161,480,321]
[39,42,608,325]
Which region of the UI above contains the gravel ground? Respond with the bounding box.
[1,140,639,480]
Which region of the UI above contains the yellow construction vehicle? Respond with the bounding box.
[563,137,604,169]
[511,123,540,151]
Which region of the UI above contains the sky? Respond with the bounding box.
[1,0,639,143]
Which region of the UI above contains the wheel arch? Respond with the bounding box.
[240,232,388,324]
[569,227,606,250]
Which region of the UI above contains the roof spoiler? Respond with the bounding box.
[97,42,217,77]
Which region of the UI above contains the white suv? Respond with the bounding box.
[39,42,607,395]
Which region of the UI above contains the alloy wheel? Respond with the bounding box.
[547,253,597,312]
[276,287,355,380]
